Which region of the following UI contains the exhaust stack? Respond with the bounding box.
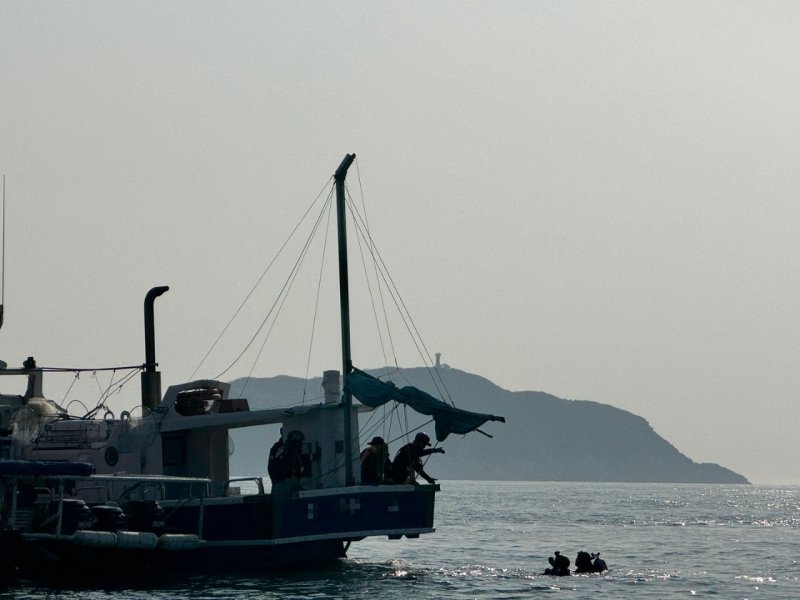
[141,286,169,411]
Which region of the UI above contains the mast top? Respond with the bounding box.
[335,154,356,180]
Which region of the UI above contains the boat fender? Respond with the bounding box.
[73,530,117,548]
[115,530,158,550]
[157,534,200,551]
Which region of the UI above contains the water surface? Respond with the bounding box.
[5,481,798,598]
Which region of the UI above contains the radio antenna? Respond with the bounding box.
[1,174,5,330]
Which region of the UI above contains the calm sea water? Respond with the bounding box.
[4,481,798,599]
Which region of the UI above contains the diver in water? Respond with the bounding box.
[545,550,571,576]
[592,552,608,572]
[574,551,594,573]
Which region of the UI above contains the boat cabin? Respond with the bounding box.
[2,364,362,498]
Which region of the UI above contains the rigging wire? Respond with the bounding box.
[348,186,392,375]
[302,193,335,405]
[189,178,334,381]
[346,172,395,435]
[346,195,454,406]
[242,233,316,388]
[80,367,142,419]
[352,162,396,374]
[168,161,459,468]
[33,364,145,417]
[38,364,145,373]
[90,370,105,398]
[240,190,335,390]
[59,372,81,404]
[1,174,5,316]
[221,185,336,386]
[332,174,460,454]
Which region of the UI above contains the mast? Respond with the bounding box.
[334,153,356,485]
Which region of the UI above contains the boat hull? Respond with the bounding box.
[164,484,436,543]
[9,484,437,581]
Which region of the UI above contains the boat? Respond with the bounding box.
[0,460,210,583]
[0,155,504,581]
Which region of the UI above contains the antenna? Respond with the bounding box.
[0,174,4,330]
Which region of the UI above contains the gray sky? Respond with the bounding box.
[2,2,799,484]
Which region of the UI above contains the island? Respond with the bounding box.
[228,367,749,484]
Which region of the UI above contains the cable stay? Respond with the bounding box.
[344,189,455,407]
[213,186,336,385]
[188,178,335,381]
[300,194,336,406]
[186,157,497,447]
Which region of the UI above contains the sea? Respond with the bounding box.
[3,481,798,599]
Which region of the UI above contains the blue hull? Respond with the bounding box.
[10,484,437,581]
[164,485,436,543]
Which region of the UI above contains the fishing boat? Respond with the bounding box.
[0,155,504,581]
[0,460,211,583]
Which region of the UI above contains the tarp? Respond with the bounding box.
[347,368,505,442]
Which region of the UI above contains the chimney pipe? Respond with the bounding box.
[141,286,169,411]
[322,370,341,405]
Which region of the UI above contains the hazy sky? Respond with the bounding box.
[2,2,799,484]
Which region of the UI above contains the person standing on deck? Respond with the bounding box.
[267,428,285,483]
[391,432,444,484]
[268,430,308,491]
[360,436,392,484]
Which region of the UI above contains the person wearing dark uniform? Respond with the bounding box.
[391,432,444,484]
[268,430,308,491]
[267,431,286,483]
[360,436,392,484]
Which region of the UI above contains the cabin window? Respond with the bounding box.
[163,434,187,466]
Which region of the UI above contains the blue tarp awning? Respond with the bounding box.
[347,368,505,442]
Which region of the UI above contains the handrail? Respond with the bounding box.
[224,476,265,496]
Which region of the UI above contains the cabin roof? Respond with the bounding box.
[159,404,321,432]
